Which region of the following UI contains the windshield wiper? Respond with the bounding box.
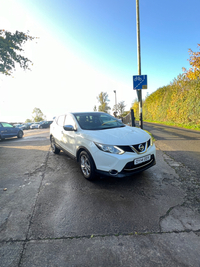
[102,120,117,125]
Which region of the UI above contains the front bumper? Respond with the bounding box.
[95,154,156,178]
[92,142,156,172]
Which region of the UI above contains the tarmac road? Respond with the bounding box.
[0,127,200,267]
[143,122,200,177]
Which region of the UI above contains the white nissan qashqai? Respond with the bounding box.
[50,112,156,180]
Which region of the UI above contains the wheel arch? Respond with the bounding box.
[76,146,97,169]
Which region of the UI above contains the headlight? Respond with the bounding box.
[95,142,124,155]
[147,137,153,147]
[150,137,153,146]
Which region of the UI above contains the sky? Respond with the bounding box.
[0,0,200,122]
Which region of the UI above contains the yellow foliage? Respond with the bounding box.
[131,100,139,120]
[183,44,200,80]
[132,45,200,127]
[143,75,200,126]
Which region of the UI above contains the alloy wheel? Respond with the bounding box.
[80,154,91,178]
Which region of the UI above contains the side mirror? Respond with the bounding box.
[63,125,76,131]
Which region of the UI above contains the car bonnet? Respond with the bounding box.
[80,126,150,146]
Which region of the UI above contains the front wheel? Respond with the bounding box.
[50,136,60,154]
[79,151,96,180]
[17,131,23,138]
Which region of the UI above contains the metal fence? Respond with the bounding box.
[122,109,136,126]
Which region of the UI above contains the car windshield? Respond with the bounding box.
[73,112,125,130]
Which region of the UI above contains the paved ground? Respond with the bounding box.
[0,127,200,267]
[143,122,200,176]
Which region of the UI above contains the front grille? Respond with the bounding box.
[118,138,151,154]
[123,154,155,171]
[131,142,146,153]
[116,145,133,153]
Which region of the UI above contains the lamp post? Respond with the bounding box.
[113,90,117,106]
[136,0,143,129]
[113,90,117,117]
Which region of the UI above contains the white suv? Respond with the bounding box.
[50,112,156,180]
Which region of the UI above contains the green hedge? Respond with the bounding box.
[132,75,200,129]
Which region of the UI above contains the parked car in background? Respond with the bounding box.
[18,124,30,130]
[30,122,41,129]
[50,112,156,180]
[30,121,47,129]
[13,123,23,128]
[0,122,24,140]
[39,121,53,129]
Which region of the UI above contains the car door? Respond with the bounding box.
[61,114,77,156]
[53,115,66,146]
[0,123,5,138]
[1,123,18,138]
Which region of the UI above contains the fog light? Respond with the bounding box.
[109,169,118,176]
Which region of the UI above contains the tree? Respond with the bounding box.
[0,30,36,76]
[131,99,139,120]
[97,92,111,113]
[32,108,44,122]
[117,101,126,116]
[112,101,126,116]
[93,105,97,111]
[25,119,32,123]
[183,44,200,80]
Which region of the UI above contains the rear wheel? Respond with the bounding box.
[17,131,23,138]
[79,151,96,180]
[50,136,60,154]
[0,135,5,141]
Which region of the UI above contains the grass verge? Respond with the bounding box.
[143,120,200,131]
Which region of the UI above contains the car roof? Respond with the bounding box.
[53,112,108,120]
[72,112,106,114]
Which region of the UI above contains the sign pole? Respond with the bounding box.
[136,0,143,129]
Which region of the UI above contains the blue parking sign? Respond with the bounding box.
[133,75,147,90]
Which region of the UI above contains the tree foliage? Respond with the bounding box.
[0,29,36,76]
[112,101,126,116]
[183,44,200,80]
[130,44,200,129]
[97,92,111,113]
[32,108,44,122]
[25,119,32,123]
[131,99,139,119]
[142,75,200,127]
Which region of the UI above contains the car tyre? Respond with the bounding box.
[79,150,96,180]
[51,136,60,154]
[17,131,23,138]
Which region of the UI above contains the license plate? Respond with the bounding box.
[134,155,151,165]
